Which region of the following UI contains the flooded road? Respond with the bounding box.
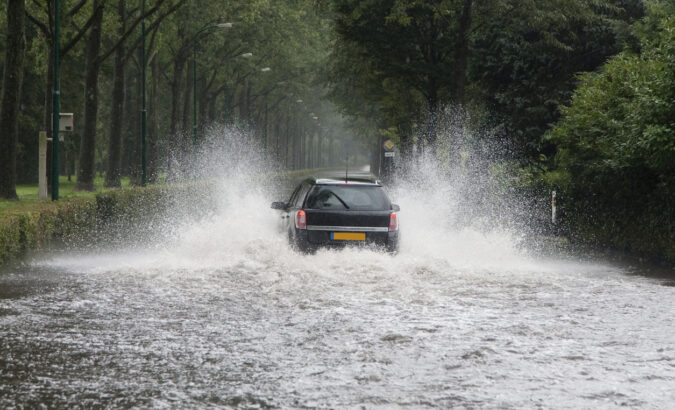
[2,216,674,407]
[1,150,675,408]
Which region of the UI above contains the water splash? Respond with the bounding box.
[34,117,546,278]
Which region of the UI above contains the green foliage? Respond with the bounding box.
[0,215,27,264]
[468,0,641,158]
[329,0,466,147]
[546,1,675,261]
[0,182,220,265]
[329,0,641,157]
[2,0,337,185]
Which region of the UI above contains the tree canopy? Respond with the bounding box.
[544,1,674,260]
[328,0,644,157]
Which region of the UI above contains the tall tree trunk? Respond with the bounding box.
[148,55,160,183]
[274,112,281,163]
[245,80,252,125]
[0,0,26,199]
[301,127,306,169]
[207,92,217,124]
[198,79,209,130]
[105,0,126,188]
[309,133,315,168]
[76,1,103,191]
[223,85,232,124]
[399,122,414,161]
[182,60,192,136]
[291,115,297,169]
[424,77,439,148]
[284,110,291,168]
[452,0,472,105]
[130,60,143,186]
[168,55,185,178]
[170,57,185,136]
[327,134,333,167]
[181,60,193,174]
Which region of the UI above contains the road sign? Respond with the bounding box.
[384,152,395,157]
[383,139,395,152]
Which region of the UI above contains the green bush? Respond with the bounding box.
[0,183,219,265]
[545,2,675,262]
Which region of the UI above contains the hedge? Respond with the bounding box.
[0,183,218,265]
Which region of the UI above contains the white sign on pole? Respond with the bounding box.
[59,113,74,132]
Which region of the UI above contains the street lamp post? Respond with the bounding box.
[193,23,232,163]
[141,0,147,185]
[51,0,61,200]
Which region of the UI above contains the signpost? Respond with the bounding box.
[381,139,395,180]
[52,0,60,200]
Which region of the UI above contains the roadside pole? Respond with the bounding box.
[382,138,395,182]
[552,190,557,225]
[141,0,147,186]
[51,0,60,200]
[38,132,48,200]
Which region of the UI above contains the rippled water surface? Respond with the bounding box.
[2,160,675,407]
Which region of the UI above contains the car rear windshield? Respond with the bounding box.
[305,185,391,211]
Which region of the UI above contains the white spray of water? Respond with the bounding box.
[36,120,556,280]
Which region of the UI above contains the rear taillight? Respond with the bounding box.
[295,210,307,229]
[389,212,398,231]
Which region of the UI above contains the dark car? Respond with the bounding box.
[271,174,400,253]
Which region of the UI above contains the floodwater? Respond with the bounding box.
[1,160,675,408]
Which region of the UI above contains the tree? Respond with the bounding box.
[104,0,127,188]
[75,0,176,190]
[469,0,645,159]
[2,0,336,191]
[546,0,675,259]
[75,0,104,191]
[0,0,26,199]
[329,0,639,161]
[105,0,186,187]
[332,0,474,148]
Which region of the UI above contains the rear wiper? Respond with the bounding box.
[330,193,350,209]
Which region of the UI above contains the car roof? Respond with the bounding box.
[304,170,382,186]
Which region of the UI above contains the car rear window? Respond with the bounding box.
[305,185,391,211]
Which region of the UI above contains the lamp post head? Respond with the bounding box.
[261,67,271,72]
[241,52,253,58]
[216,22,233,28]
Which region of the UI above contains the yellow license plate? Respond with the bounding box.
[331,232,366,241]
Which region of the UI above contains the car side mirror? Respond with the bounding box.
[271,201,287,210]
[392,204,400,212]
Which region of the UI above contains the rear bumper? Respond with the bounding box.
[293,226,399,252]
